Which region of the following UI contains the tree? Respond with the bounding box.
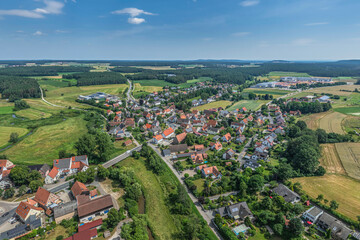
[105,208,125,230]
[288,218,304,237]
[288,125,300,138]
[56,236,64,240]
[29,180,44,192]
[18,185,27,196]
[9,132,19,143]
[97,165,110,180]
[317,194,324,202]
[125,183,142,201]
[9,165,30,186]
[296,120,307,130]
[14,99,30,111]
[3,188,15,199]
[273,223,283,236]
[247,174,264,193]
[330,200,339,210]
[28,170,42,182]
[276,163,294,181]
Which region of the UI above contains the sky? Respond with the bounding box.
[0,0,360,60]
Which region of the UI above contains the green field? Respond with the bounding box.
[243,88,291,98]
[118,157,217,240]
[0,126,29,148]
[3,115,87,165]
[191,100,232,111]
[227,100,268,111]
[268,71,311,77]
[133,79,176,87]
[334,107,360,115]
[0,106,14,114]
[178,77,212,88]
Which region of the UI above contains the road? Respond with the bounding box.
[0,201,18,226]
[39,87,65,108]
[148,144,223,240]
[238,134,258,162]
[102,145,142,168]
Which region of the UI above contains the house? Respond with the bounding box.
[169,144,188,153]
[45,156,89,184]
[194,144,205,151]
[124,139,133,146]
[317,213,352,240]
[152,135,164,144]
[243,160,261,170]
[174,132,187,144]
[231,122,242,129]
[162,149,171,157]
[272,184,300,204]
[223,149,235,160]
[77,194,114,223]
[0,159,15,181]
[16,200,44,223]
[34,187,61,213]
[28,164,51,178]
[208,120,217,127]
[210,142,223,151]
[240,107,247,113]
[236,135,246,143]
[222,133,232,142]
[53,201,77,224]
[150,126,162,135]
[64,229,98,240]
[207,127,220,135]
[201,166,221,179]
[216,202,253,221]
[162,127,175,139]
[191,153,205,164]
[302,206,324,224]
[78,219,103,232]
[71,181,90,198]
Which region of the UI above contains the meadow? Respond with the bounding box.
[334,107,360,116]
[227,100,268,111]
[3,115,87,165]
[0,126,29,148]
[293,174,360,221]
[191,100,232,111]
[133,79,176,87]
[318,111,346,134]
[303,84,360,96]
[267,71,311,77]
[0,106,14,114]
[243,88,291,98]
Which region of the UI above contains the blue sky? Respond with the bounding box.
[0,0,360,60]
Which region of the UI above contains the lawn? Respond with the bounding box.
[227,100,268,111]
[193,178,206,193]
[293,174,360,220]
[191,101,232,111]
[0,106,14,115]
[0,126,29,148]
[133,79,177,87]
[3,115,87,165]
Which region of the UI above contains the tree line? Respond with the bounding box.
[273,98,332,114]
[0,66,91,76]
[0,75,41,101]
[64,72,127,86]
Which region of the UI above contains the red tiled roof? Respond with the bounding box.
[90,189,98,197]
[223,133,231,141]
[34,187,51,206]
[71,181,88,197]
[78,219,103,232]
[48,167,58,179]
[175,132,187,143]
[77,195,113,218]
[154,135,163,141]
[163,127,174,137]
[16,201,43,220]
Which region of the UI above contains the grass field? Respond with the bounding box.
[227,100,268,111]
[319,144,346,175]
[191,101,232,111]
[3,116,87,165]
[334,107,360,116]
[342,116,360,133]
[133,79,176,87]
[300,112,329,130]
[319,111,346,134]
[0,126,29,148]
[303,84,360,96]
[293,174,360,220]
[0,106,14,114]
[133,83,163,93]
[268,71,311,77]
[178,77,212,88]
[243,88,291,98]
[335,143,360,180]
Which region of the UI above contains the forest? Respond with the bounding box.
[0,66,91,76]
[64,72,127,86]
[0,75,41,101]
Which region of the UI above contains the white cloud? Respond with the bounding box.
[0,0,64,19]
[112,8,155,24]
[305,22,329,26]
[239,0,260,7]
[33,30,44,36]
[292,38,314,46]
[128,17,146,25]
[233,32,250,37]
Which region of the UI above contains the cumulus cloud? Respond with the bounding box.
[112,8,155,24]
[305,22,329,26]
[33,30,44,36]
[239,0,260,7]
[0,0,64,19]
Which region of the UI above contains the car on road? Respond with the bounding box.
[126,150,131,154]
[8,217,16,224]
[1,212,9,218]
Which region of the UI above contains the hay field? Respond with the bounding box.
[191,101,232,111]
[319,144,346,175]
[243,88,291,98]
[0,126,29,148]
[300,112,329,130]
[319,111,346,134]
[15,99,59,120]
[303,84,360,96]
[133,83,163,93]
[335,143,360,180]
[293,174,360,220]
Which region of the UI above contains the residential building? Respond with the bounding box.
[302,206,324,224]
[272,184,300,204]
[216,202,253,221]
[223,149,235,160]
[34,187,61,211]
[16,201,44,223]
[162,127,175,139]
[201,166,221,179]
[77,194,114,223]
[53,201,77,224]
[174,132,187,144]
[71,181,90,197]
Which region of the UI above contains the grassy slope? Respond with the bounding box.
[0,126,29,148]
[191,100,232,111]
[3,115,87,165]
[0,106,14,114]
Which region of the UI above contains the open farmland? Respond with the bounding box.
[3,116,87,165]
[191,101,232,111]
[300,112,329,130]
[133,66,175,70]
[319,144,346,175]
[14,99,60,120]
[335,107,360,116]
[0,126,29,148]
[335,143,360,180]
[133,79,176,87]
[243,88,291,98]
[319,111,346,134]
[177,77,211,88]
[268,71,311,77]
[228,100,268,111]
[293,174,360,221]
[303,84,360,96]
[342,116,360,133]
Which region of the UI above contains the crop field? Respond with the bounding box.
[319,144,346,175]
[334,107,360,116]
[319,111,346,134]
[3,116,87,165]
[333,77,359,83]
[335,143,360,180]
[303,84,360,96]
[300,112,329,130]
[133,79,176,87]
[0,126,29,148]
[293,174,360,220]
[342,116,360,133]
[268,71,311,77]
[228,100,268,111]
[191,101,232,111]
[133,83,163,93]
[243,88,291,98]
[0,106,14,114]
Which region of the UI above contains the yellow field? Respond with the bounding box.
[319,111,346,134]
[303,84,360,96]
[0,126,29,147]
[335,143,360,180]
[191,101,233,111]
[320,144,346,175]
[300,112,329,130]
[133,83,163,93]
[293,174,360,220]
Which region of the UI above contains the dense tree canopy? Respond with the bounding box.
[0,76,41,101]
[64,72,127,86]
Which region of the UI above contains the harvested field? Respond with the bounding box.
[319,111,346,134]
[303,84,360,96]
[319,144,346,175]
[293,174,360,221]
[300,112,328,130]
[335,143,360,180]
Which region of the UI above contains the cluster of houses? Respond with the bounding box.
[253,77,334,89]
[78,92,121,103]
[286,95,332,104]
